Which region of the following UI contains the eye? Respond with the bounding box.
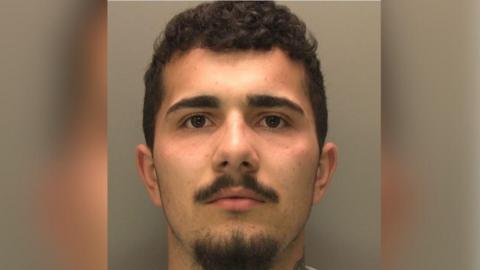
[259,115,287,128]
[182,115,213,129]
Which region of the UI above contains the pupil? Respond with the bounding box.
[266,116,280,128]
[191,116,205,128]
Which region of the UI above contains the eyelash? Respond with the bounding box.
[257,114,289,129]
[179,114,290,129]
[180,113,214,129]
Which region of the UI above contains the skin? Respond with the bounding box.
[137,48,337,270]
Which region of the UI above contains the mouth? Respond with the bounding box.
[206,188,266,212]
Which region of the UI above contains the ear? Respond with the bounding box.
[136,144,162,207]
[312,142,338,204]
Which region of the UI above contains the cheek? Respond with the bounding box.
[153,139,211,214]
[156,132,212,166]
[155,137,208,179]
[263,139,319,207]
[272,139,318,182]
[255,141,318,241]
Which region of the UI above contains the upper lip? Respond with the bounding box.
[206,188,267,203]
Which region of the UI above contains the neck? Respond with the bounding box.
[270,232,307,270]
[166,227,307,270]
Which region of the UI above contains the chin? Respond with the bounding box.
[198,224,278,247]
[193,227,280,270]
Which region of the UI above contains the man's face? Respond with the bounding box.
[137,48,335,255]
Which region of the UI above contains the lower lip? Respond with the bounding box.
[209,198,264,211]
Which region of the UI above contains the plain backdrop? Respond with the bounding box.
[108,1,380,270]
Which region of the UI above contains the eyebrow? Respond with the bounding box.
[165,94,305,116]
[247,95,305,115]
[166,95,220,116]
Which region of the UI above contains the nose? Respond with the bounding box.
[212,112,259,175]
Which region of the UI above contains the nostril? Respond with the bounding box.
[241,161,250,168]
[221,161,228,167]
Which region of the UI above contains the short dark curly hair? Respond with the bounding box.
[143,1,327,151]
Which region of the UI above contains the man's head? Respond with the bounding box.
[142,1,327,151]
[136,2,337,269]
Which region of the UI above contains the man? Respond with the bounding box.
[136,2,337,270]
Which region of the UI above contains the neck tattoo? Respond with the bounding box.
[293,257,307,270]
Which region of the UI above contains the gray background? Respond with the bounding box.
[108,1,380,269]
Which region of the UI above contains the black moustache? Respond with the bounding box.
[194,174,279,204]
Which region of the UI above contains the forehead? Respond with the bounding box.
[161,48,310,112]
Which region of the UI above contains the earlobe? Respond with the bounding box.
[312,142,338,204]
[136,144,163,207]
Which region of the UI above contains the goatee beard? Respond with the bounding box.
[193,230,279,270]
